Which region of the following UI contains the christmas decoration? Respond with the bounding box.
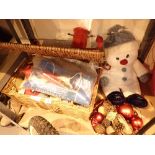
[113,114,133,135]
[131,116,143,130]
[106,111,117,121]
[100,25,150,104]
[102,118,111,127]
[93,124,106,134]
[113,122,124,134]
[116,103,134,119]
[89,99,104,120]
[91,112,104,123]
[103,101,116,113]
[91,118,98,127]
[112,116,124,134]
[98,106,106,115]
[106,126,115,135]
[91,96,144,135]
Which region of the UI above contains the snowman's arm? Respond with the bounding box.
[133,59,150,83]
[100,76,110,87]
[100,69,110,88]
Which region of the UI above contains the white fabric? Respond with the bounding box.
[101,41,148,97]
[133,59,149,77]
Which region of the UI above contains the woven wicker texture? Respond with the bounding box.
[2,68,101,121]
[0,42,105,63]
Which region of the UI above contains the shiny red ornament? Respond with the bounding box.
[117,103,134,119]
[92,112,104,123]
[91,118,98,127]
[89,99,104,120]
[131,116,143,130]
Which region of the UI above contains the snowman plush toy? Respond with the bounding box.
[100,25,150,108]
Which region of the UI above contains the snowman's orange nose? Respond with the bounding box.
[120,59,128,65]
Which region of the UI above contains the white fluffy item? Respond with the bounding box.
[101,41,149,97]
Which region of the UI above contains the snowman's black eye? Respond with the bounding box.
[116,57,119,60]
[126,54,129,58]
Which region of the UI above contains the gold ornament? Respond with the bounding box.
[98,106,107,115]
[106,126,115,135]
[106,111,117,121]
[94,124,106,134]
[102,118,111,127]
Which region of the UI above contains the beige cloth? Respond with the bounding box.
[19,107,96,135]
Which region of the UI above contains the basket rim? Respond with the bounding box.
[0,42,105,63]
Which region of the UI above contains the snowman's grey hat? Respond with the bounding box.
[104,25,136,48]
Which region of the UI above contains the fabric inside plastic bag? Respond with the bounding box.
[23,56,97,106]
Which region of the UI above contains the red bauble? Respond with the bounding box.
[131,116,143,130]
[92,112,104,124]
[117,103,134,119]
[91,118,98,127]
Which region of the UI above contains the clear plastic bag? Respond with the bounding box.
[23,56,97,106]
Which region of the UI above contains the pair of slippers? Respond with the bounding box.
[107,91,148,108]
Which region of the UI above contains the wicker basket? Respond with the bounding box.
[2,63,101,122]
[0,41,103,124]
[0,42,105,63]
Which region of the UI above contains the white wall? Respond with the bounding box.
[29,19,149,43]
[13,19,153,66]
